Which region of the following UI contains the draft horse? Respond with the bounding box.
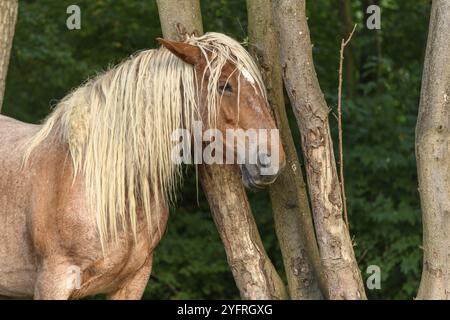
[0,33,285,299]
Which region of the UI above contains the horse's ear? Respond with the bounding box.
[157,38,202,66]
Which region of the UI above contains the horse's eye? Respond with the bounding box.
[218,83,233,93]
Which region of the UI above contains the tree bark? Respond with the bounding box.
[0,0,18,112]
[246,0,325,300]
[156,0,288,300]
[272,0,366,299]
[416,0,450,300]
[199,165,288,299]
[156,0,203,40]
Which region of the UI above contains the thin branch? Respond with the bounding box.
[343,24,357,46]
[338,24,356,228]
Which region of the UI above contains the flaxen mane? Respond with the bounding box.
[24,32,267,249]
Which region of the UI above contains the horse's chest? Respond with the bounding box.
[73,234,152,298]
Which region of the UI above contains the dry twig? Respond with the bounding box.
[338,24,357,228]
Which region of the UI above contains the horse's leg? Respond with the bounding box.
[33,259,76,300]
[106,254,153,300]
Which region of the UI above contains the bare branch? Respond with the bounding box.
[337,23,356,228]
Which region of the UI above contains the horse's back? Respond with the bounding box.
[0,115,41,164]
[0,115,41,297]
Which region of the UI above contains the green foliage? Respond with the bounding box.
[3,0,162,122]
[2,0,431,300]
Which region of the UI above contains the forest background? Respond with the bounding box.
[1,0,430,299]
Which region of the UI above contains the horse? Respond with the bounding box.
[0,32,286,299]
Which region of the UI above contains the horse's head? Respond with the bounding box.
[158,35,286,190]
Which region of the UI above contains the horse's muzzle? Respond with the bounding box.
[240,157,286,191]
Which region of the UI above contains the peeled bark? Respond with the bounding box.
[416,0,450,300]
[0,0,18,111]
[246,0,325,300]
[156,0,288,300]
[272,0,366,299]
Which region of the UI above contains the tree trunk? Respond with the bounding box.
[416,0,450,300]
[199,165,288,299]
[246,0,325,300]
[0,0,18,112]
[272,0,366,299]
[156,0,203,40]
[156,0,288,300]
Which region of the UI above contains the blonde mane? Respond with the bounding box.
[24,32,267,249]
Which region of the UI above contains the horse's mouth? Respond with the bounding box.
[241,165,273,191]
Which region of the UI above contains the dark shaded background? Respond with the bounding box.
[2,0,431,299]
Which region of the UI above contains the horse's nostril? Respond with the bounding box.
[259,153,271,168]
